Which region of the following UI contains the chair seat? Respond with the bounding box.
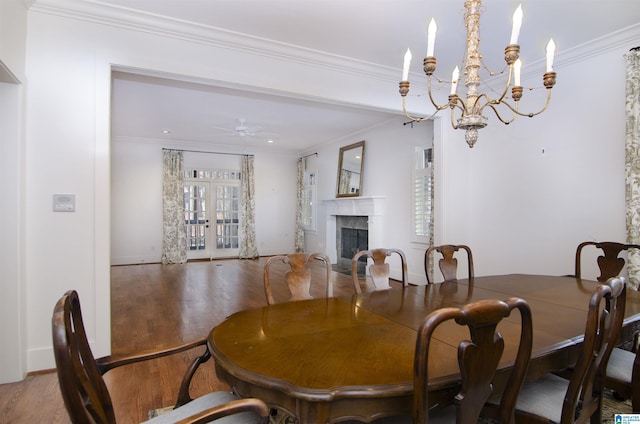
[143,391,259,424]
[607,347,634,383]
[512,372,568,423]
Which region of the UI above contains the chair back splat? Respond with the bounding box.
[413,297,533,424]
[351,248,408,293]
[425,244,474,284]
[263,252,332,304]
[575,241,640,282]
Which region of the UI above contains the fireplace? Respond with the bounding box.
[341,228,368,259]
[323,196,386,268]
[335,216,368,272]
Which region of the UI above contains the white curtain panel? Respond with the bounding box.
[161,149,187,264]
[625,48,640,290]
[239,155,259,259]
[295,158,305,252]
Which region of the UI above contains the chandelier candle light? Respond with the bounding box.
[399,0,557,147]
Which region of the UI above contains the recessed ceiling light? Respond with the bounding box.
[161,129,171,134]
[267,139,274,143]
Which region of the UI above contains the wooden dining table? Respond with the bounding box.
[207,274,640,423]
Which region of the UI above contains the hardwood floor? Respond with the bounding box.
[0,258,357,423]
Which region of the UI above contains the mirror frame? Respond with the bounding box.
[336,140,365,198]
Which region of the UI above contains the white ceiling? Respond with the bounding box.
[70,0,640,152]
[111,71,401,153]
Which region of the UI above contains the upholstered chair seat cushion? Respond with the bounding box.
[509,372,568,423]
[143,391,261,424]
[606,347,634,383]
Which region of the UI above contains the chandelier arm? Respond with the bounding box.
[468,66,515,116]
[473,93,495,114]
[484,89,553,119]
[493,65,515,105]
[402,97,437,122]
[449,96,468,130]
[426,75,455,112]
[510,89,554,118]
[475,93,517,124]
[483,103,518,125]
[451,98,467,115]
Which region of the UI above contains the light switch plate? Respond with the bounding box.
[53,194,76,212]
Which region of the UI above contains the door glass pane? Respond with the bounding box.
[183,168,241,258]
[215,184,239,249]
[184,184,207,251]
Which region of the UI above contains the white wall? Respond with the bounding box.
[111,141,164,265]
[0,82,26,383]
[253,152,299,255]
[0,0,26,384]
[16,2,640,377]
[0,0,27,83]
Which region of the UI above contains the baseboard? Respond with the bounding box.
[27,345,56,374]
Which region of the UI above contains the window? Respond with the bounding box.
[302,171,316,231]
[413,147,433,244]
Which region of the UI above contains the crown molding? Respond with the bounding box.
[555,23,640,70]
[28,1,640,86]
[28,0,398,82]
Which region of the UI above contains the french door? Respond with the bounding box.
[184,181,240,259]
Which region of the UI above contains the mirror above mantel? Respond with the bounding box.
[336,140,365,198]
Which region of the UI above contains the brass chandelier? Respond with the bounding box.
[399,0,556,148]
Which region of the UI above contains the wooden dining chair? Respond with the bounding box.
[574,241,640,282]
[424,244,474,284]
[52,290,270,424]
[509,276,626,424]
[573,241,640,412]
[605,339,640,413]
[263,252,332,305]
[412,297,533,424]
[351,248,408,294]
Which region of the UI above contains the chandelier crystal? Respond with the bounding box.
[399,0,557,148]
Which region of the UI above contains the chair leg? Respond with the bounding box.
[175,347,212,408]
[633,387,640,414]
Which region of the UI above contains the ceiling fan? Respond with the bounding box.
[211,118,277,140]
[231,118,258,137]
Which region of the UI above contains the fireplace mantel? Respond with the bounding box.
[323,196,386,217]
[323,196,386,263]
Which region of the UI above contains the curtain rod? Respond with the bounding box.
[301,152,318,159]
[163,148,252,157]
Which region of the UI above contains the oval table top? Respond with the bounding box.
[208,274,640,422]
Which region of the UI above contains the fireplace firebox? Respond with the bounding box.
[335,215,368,274]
